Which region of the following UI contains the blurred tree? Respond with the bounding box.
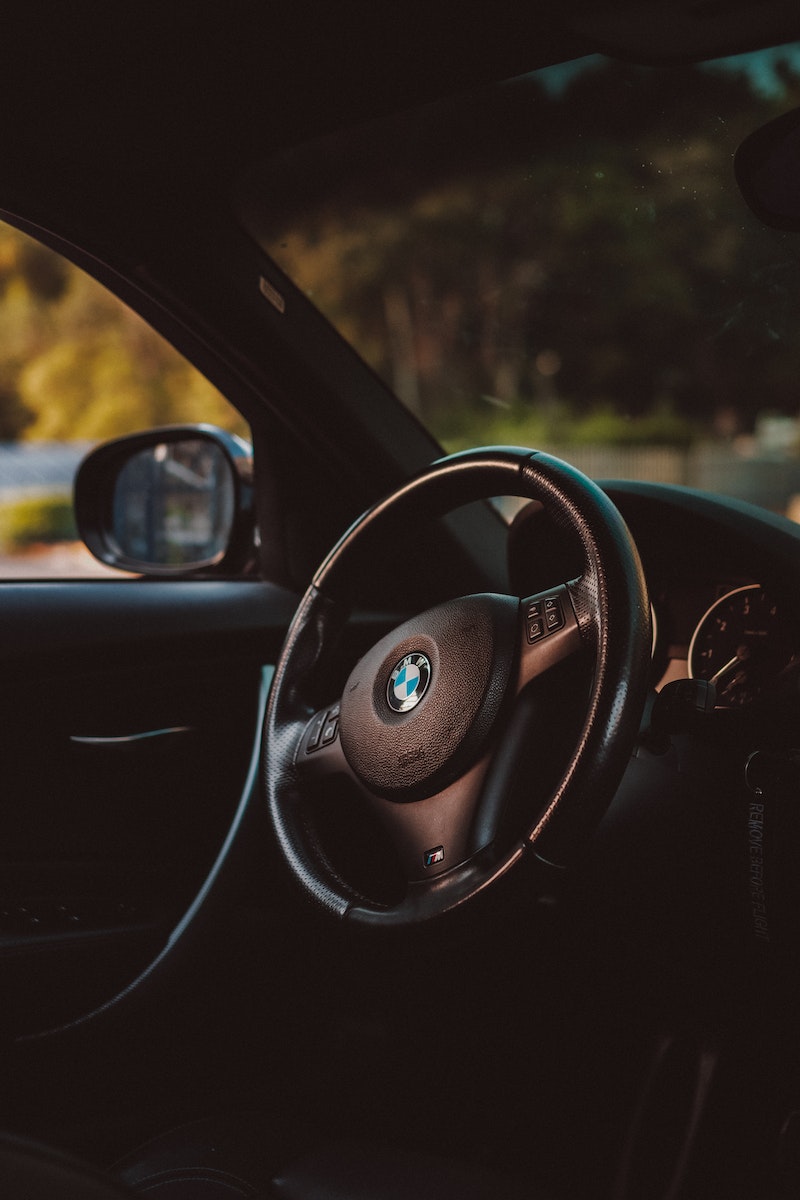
[0,224,245,443]
[258,56,800,445]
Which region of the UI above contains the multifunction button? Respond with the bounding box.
[526,594,565,643]
[305,706,340,754]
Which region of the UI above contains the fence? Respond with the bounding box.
[543,444,800,518]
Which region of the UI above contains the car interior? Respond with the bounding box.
[4,3,800,1198]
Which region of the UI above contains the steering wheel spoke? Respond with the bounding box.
[365,757,489,883]
[518,583,585,692]
[296,702,349,778]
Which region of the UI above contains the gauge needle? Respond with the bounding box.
[709,647,750,686]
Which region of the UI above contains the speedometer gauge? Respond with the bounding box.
[688,584,797,707]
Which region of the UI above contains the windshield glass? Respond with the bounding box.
[243,48,800,518]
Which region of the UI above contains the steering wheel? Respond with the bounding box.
[263,447,651,926]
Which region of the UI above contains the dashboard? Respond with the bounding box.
[506,478,800,970]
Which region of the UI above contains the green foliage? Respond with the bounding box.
[0,495,76,549]
[439,399,696,454]
[569,403,697,448]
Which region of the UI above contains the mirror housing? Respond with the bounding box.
[75,425,256,576]
[735,106,800,231]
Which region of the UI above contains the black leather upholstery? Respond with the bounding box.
[0,1124,554,1198]
[273,1140,548,1200]
[0,1133,134,1199]
[114,1113,281,1197]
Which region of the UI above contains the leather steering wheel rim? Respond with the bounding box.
[263,447,651,927]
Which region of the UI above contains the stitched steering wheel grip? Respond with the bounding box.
[263,447,651,926]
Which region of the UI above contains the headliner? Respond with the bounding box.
[0,2,798,209]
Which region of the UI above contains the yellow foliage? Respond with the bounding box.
[0,222,246,444]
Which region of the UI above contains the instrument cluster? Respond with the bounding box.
[662,583,800,707]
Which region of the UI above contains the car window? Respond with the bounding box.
[242,46,800,521]
[0,220,249,578]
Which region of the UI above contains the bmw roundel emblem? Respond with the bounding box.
[387,653,431,713]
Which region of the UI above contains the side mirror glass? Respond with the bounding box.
[75,425,255,576]
[112,439,235,569]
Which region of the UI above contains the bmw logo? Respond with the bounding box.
[387,653,432,713]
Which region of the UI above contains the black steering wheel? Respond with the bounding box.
[263,448,651,926]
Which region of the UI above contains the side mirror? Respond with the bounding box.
[74,425,256,576]
[735,106,800,230]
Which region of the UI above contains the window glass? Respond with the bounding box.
[0,221,248,577]
[244,48,800,520]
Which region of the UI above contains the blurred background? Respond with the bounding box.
[5,50,800,574]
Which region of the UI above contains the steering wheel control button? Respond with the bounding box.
[304,712,326,754]
[525,593,566,642]
[322,717,339,745]
[545,597,564,631]
[526,600,545,634]
[527,617,545,642]
[387,652,432,713]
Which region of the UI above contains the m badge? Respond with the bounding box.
[423,845,445,868]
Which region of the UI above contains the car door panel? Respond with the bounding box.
[0,580,298,1036]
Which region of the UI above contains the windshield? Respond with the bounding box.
[243,48,800,518]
